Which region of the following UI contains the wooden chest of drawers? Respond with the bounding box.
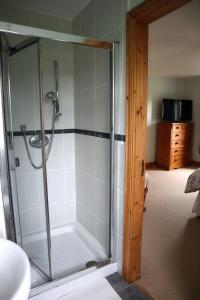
[156,122,193,170]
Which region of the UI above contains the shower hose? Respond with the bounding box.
[21,103,56,169]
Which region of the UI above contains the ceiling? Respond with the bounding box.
[0,0,91,21]
[149,0,200,77]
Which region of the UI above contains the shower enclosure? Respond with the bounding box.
[0,22,116,289]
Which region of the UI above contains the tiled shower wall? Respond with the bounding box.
[9,36,76,238]
[0,2,78,239]
[43,39,76,230]
[74,44,111,253]
[73,0,127,271]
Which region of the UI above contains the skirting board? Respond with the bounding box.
[145,162,156,169]
[191,161,200,168]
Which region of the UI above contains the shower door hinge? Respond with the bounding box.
[15,157,20,168]
[141,160,145,177]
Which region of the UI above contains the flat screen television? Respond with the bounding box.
[162,99,193,122]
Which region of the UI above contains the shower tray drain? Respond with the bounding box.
[86,261,98,268]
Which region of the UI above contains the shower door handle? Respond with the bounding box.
[15,157,20,168]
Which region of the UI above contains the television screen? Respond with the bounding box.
[162,99,192,122]
[180,99,193,122]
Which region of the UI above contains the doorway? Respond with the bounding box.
[123,0,192,283]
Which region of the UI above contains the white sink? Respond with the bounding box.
[0,238,31,300]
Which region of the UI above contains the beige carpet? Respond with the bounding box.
[137,167,200,300]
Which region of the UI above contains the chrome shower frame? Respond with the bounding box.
[0,21,117,291]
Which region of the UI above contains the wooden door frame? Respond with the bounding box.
[123,0,192,283]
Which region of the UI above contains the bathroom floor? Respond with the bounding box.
[30,272,152,299]
[27,224,105,288]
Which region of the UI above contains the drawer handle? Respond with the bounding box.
[175,134,179,137]
[176,126,180,129]
[174,150,178,153]
[175,142,179,145]
[174,159,178,162]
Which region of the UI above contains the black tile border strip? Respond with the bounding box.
[114,133,125,142]
[12,128,125,142]
[12,129,75,136]
[74,129,110,139]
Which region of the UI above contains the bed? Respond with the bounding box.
[185,168,200,217]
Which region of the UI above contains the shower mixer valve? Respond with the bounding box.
[20,124,27,132]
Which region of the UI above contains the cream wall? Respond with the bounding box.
[184,77,200,162]
[147,76,200,163]
[147,77,186,163]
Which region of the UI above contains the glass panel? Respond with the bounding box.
[41,38,111,279]
[4,34,51,280]
[1,29,112,285]
[74,43,111,262]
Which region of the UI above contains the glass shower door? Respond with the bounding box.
[1,35,52,279]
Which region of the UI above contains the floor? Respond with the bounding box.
[137,167,200,300]
[30,271,151,299]
[57,278,121,300]
[29,226,104,288]
[107,272,152,300]
[60,273,151,300]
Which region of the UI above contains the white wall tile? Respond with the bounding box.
[95,85,110,132]
[113,233,123,273]
[74,0,126,272]
[94,217,109,253]
[95,138,110,183]
[47,170,66,204]
[114,190,124,237]
[63,134,75,169]
[77,202,95,236]
[10,36,76,236]
[79,136,95,176]
[49,202,68,228]
[46,135,64,171]
[59,53,74,129]
[67,201,76,223]
[9,44,40,131]
[20,207,46,235]
[95,49,110,87]
[14,136,39,175]
[76,170,95,213]
[16,173,41,212]
[95,181,109,223]
[114,141,125,193]
[81,89,95,130]
[81,47,95,90]
[65,168,76,201]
